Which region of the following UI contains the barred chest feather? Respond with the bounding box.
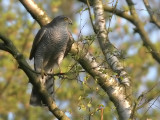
[47,27,69,51]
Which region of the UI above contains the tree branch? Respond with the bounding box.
[78,0,134,24]
[79,0,160,64]
[91,1,132,119]
[103,5,134,24]
[18,0,133,119]
[93,0,131,86]
[126,0,160,64]
[0,34,70,120]
[137,89,160,110]
[71,42,132,120]
[86,0,96,33]
[143,0,160,28]
[19,0,51,26]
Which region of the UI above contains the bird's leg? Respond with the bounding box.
[40,64,47,79]
[41,69,45,79]
[40,69,47,86]
[57,53,64,73]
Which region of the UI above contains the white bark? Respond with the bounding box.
[92,0,132,119]
[71,42,132,120]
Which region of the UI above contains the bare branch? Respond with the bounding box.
[0,43,8,51]
[86,0,96,33]
[92,0,132,119]
[136,83,160,110]
[140,95,160,120]
[78,0,134,24]
[126,0,160,64]
[143,0,160,28]
[93,0,132,86]
[106,0,118,38]
[137,91,160,110]
[19,0,51,27]
[103,5,134,24]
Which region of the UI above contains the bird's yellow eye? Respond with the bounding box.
[64,17,68,21]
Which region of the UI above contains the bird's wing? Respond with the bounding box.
[29,28,47,60]
[64,31,74,57]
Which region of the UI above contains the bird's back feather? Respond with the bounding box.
[29,28,46,60]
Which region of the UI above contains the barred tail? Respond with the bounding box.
[30,86,42,106]
[45,75,54,100]
[30,75,54,106]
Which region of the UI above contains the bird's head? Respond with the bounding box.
[52,15,72,26]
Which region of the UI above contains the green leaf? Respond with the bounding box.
[87,103,92,108]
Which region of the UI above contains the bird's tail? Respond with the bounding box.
[30,75,54,106]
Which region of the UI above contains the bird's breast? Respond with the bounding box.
[46,29,69,52]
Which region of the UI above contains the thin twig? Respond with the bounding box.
[106,0,118,38]
[137,90,160,110]
[143,0,160,28]
[136,81,160,110]
[21,63,86,78]
[140,95,160,120]
[126,0,160,64]
[86,0,96,33]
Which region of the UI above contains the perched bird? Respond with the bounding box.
[29,15,73,106]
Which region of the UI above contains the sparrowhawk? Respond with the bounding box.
[29,15,73,106]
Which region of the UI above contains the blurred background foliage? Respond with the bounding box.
[0,0,160,120]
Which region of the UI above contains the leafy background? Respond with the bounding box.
[0,0,160,119]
